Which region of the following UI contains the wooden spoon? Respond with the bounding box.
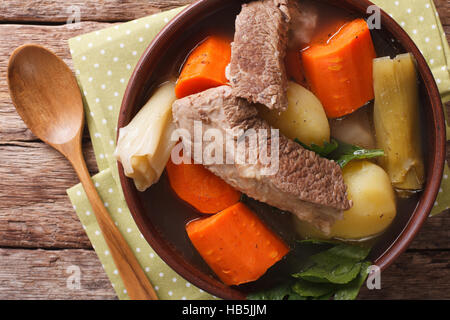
[7,44,158,300]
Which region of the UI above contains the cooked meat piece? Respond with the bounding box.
[228,0,290,111]
[172,86,351,234]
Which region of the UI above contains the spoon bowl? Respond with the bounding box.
[8,44,83,148]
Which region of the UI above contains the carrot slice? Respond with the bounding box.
[186,202,290,286]
[285,49,308,87]
[301,19,377,118]
[166,158,240,214]
[175,35,231,99]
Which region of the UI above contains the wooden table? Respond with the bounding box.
[0,0,449,300]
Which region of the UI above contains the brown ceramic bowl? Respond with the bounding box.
[118,0,446,299]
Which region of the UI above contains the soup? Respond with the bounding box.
[116,0,426,299]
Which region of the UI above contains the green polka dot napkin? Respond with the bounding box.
[67,1,450,300]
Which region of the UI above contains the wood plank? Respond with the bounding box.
[0,0,448,25]
[0,141,96,249]
[0,248,117,300]
[435,0,450,26]
[0,22,111,143]
[444,25,450,44]
[409,210,450,250]
[0,247,447,300]
[359,250,450,300]
[0,0,194,23]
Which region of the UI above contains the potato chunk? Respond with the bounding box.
[259,81,330,146]
[294,161,397,240]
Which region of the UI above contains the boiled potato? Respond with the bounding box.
[259,81,330,146]
[294,161,397,240]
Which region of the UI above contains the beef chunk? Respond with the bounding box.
[228,0,291,111]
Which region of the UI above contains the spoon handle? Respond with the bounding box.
[68,144,158,300]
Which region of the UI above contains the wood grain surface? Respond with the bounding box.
[0,0,193,23]
[0,0,449,300]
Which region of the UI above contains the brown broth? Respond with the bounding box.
[301,0,357,47]
[135,0,426,293]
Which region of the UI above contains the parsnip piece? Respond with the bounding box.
[259,81,330,146]
[373,53,425,191]
[115,82,177,191]
[294,161,397,240]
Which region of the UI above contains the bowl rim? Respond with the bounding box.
[118,0,446,300]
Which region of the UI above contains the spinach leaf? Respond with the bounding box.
[295,261,362,285]
[328,141,384,168]
[293,243,370,284]
[297,239,371,260]
[295,138,384,168]
[248,240,372,300]
[291,279,336,298]
[334,261,372,300]
[287,292,308,300]
[294,139,339,157]
[326,243,371,261]
[316,292,334,300]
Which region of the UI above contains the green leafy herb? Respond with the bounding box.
[293,243,370,284]
[291,279,336,298]
[297,261,362,284]
[316,292,334,300]
[329,141,384,168]
[287,292,308,300]
[334,261,372,300]
[295,138,384,168]
[294,139,339,157]
[325,243,371,261]
[248,240,372,300]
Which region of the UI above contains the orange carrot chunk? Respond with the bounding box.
[301,19,377,118]
[175,35,231,99]
[166,158,240,214]
[186,202,290,286]
[285,49,308,88]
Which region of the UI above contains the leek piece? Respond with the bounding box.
[115,82,177,191]
[373,53,424,191]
